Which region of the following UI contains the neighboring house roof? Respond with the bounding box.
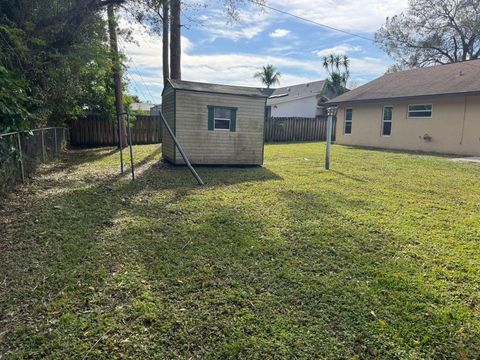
[328,59,480,105]
[267,80,326,105]
[131,102,154,112]
[167,79,270,98]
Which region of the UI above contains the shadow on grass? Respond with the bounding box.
[330,169,368,183]
[0,145,477,359]
[339,144,460,159]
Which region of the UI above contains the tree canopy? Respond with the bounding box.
[376,0,480,68]
[0,0,266,132]
[0,0,132,132]
[319,54,349,103]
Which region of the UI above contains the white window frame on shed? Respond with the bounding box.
[407,104,433,118]
[207,105,237,132]
[381,106,393,137]
[214,107,232,131]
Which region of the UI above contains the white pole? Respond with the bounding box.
[325,106,337,170]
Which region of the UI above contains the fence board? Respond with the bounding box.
[264,116,336,143]
[70,115,162,147]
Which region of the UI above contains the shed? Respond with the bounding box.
[162,79,270,165]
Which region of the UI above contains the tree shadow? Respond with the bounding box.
[330,169,368,183]
[0,145,477,359]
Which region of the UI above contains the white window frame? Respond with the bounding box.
[381,106,393,137]
[344,108,353,135]
[407,104,433,118]
[214,107,232,131]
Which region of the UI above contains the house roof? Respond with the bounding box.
[167,79,270,98]
[130,102,154,112]
[267,80,326,105]
[328,59,480,105]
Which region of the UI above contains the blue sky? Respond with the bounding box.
[119,0,409,104]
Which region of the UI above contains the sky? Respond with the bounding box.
[118,0,409,104]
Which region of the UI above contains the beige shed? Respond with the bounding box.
[161,79,270,165]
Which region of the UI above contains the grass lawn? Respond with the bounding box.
[1,142,479,359]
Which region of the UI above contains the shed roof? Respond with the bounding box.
[268,80,326,105]
[167,79,270,98]
[327,59,480,105]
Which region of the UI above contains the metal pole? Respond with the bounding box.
[54,128,58,154]
[325,114,332,170]
[41,128,46,163]
[117,113,124,174]
[158,111,204,186]
[127,113,135,181]
[17,133,25,183]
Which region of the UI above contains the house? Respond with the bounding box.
[130,102,154,114]
[267,80,335,118]
[161,79,270,165]
[328,60,480,156]
[150,104,162,116]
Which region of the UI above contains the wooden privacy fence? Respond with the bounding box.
[264,116,336,143]
[70,115,162,147]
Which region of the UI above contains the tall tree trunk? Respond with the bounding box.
[170,0,181,80]
[163,1,170,85]
[107,4,127,148]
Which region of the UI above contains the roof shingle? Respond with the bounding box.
[268,80,326,105]
[327,59,480,104]
[167,79,270,98]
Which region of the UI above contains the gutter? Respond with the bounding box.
[327,90,480,105]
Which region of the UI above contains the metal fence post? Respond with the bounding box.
[54,128,58,154]
[41,128,46,162]
[127,113,135,181]
[17,133,25,183]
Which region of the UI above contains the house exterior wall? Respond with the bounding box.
[166,89,265,165]
[270,95,319,118]
[335,95,480,156]
[161,86,176,162]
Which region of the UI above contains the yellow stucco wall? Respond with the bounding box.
[335,96,480,156]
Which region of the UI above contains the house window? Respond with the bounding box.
[382,106,393,136]
[408,104,432,118]
[344,108,353,134]
[208,106,237,132]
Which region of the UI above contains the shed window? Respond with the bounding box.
[408,104,432,118]
[344,108,353,134]
[208,106,237,132]
[382,106,393,136]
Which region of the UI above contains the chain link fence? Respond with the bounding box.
[0,127,68,193]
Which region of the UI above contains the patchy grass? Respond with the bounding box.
[1,143,479,359]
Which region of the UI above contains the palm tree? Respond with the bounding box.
[320,53,350,101]
[254,64,281,88]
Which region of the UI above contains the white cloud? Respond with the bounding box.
[196,8,270,41]
[116,4,399,103]
[270,29,291,38]
[268,0,408,33]
[313,44,362,57]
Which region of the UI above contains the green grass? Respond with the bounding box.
[1,143,479,359]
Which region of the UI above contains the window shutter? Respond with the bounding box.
[230,108,237,132]
[208,106,214,130]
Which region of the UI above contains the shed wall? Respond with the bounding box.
[335,96,480,156]
[161,86,175,162]
[174,90,265,165]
